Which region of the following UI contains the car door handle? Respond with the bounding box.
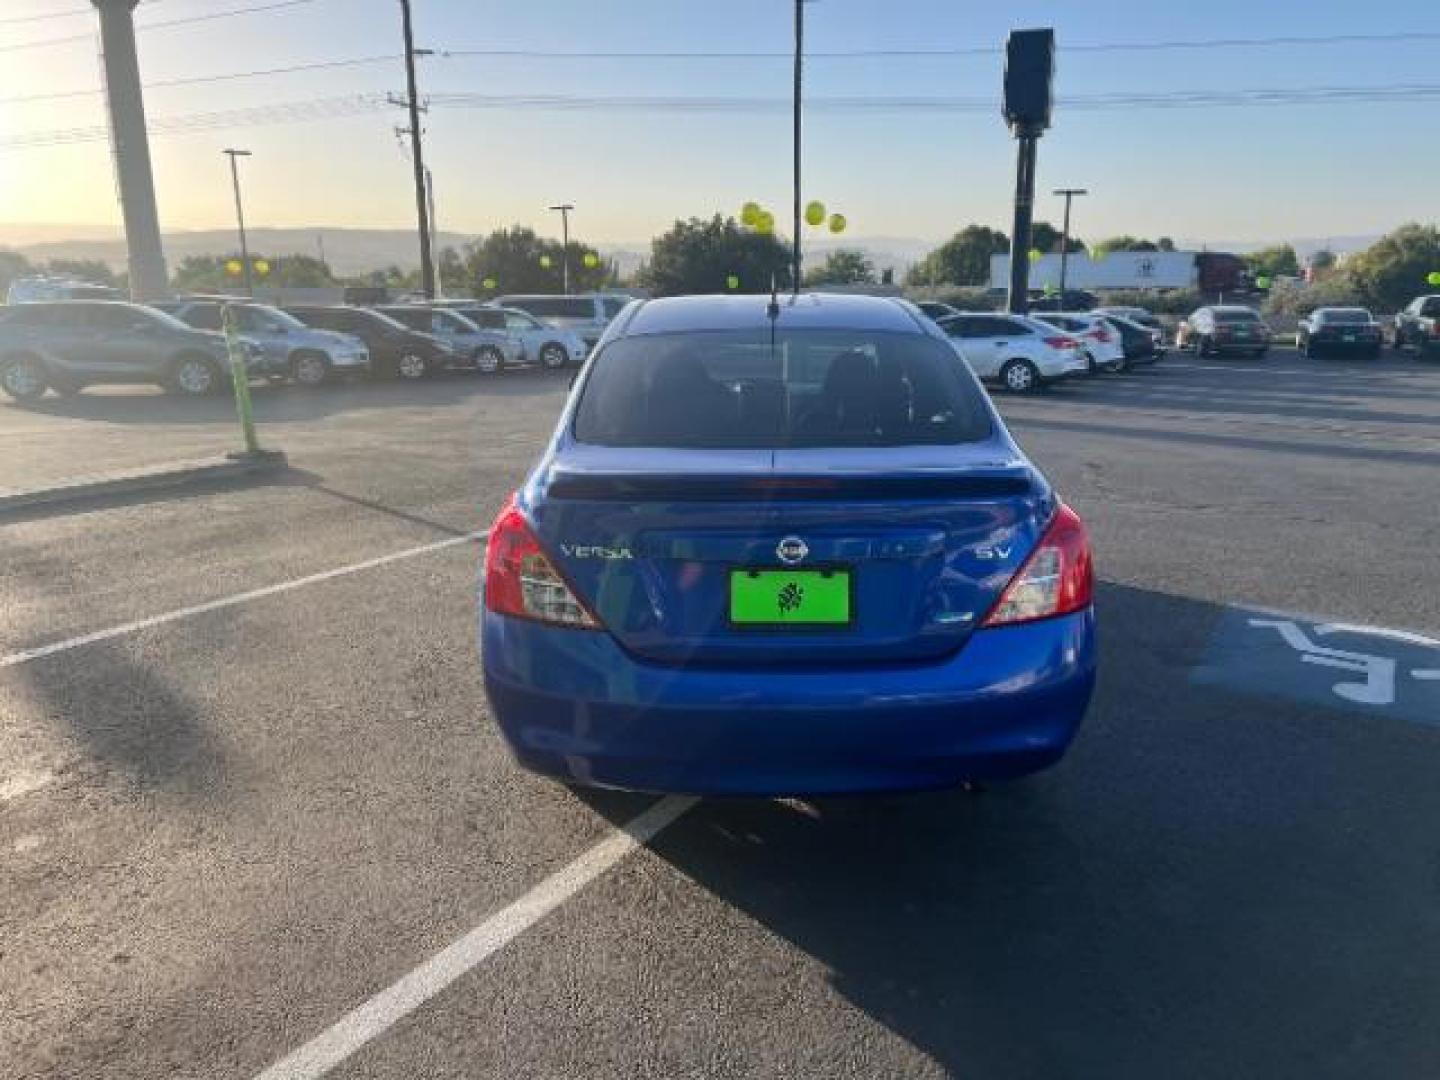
[995,341,1008,346]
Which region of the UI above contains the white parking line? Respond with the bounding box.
[0,531,487,670]
[254,794,698,1080]
[0,768,54,803]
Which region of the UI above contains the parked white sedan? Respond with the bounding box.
[935,312,1088,392]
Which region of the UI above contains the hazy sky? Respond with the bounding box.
[1,0,1437,247]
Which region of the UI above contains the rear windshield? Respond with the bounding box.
[573,329,992,448]
[1214,309,1261,323]
[1318,309,1372,323]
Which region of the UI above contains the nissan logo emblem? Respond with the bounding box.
[776,536,809,565]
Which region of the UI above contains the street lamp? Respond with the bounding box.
[1053,187,1088,298]
[548,203,574,294]
[223,148,254,297]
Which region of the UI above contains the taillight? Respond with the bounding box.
[484,496,601,629]
[1091,327,1113,343]
[1043,335,1079,349]
[982,504,1094,627]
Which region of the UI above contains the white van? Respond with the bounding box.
[492,293,633,350]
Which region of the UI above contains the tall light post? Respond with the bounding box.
[792,0,805,293]
[549,203,574,294]
[223,149,254,297]
[1054,187,1087,297]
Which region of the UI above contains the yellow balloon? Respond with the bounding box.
[805,201,826,227]
[539,254,552,268]
[827,213,846,234]
[225,259,243,276]
[1028,248,1043,262]
[481,277,497,290]
[726,274,740,290]
[582,252,600,269]
[741,201,761,226]
[253,258,271,277]
[755,211,775,235]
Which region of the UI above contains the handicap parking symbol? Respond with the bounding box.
[1194,611,1440,726]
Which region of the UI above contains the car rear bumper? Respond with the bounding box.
[480,609,1096,795]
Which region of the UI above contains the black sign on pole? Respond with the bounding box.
[1003,28,1055,315]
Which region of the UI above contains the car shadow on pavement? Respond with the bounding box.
[580,581,1440,1079]
[6,373,568,426]
[16,639,231,803]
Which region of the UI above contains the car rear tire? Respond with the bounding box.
[475,346,504,375]
[395,352,429,380]
[0,354,48,402]
[1000,358,1041,394]
[170,354,224,396]
[539,343,569,371]
[291,351,330,387]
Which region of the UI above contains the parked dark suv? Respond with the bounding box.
[0,300,252,401]
[1392,295,1440,359]
[281,305,455,379]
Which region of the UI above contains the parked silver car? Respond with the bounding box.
[165,300,369,386]
[492,293,632,350]
[440,304,589,371]
[376,305,520,375]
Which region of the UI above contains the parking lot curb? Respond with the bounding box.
[0,449,290,519]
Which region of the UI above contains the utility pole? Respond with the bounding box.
[548,203,574,294]
[91,0,168,300]
[791,0,805,294]
[427,168,442,297]
[223,149,254,297]
[398,0,435,298]
[1053,187,1087,298]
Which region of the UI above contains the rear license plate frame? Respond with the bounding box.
[728,567,854,630]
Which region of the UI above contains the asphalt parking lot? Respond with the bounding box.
[2,348,1438,1079]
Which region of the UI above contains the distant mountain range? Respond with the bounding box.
[2,224,1386,280]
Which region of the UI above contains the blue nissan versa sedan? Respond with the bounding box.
[480,293,1096,795]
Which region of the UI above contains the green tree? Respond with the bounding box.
[907,225,1008,287]
[172,253,337,292]
[641,214,791,296]
[42,258,118,286]
[804,248,875,286]
[0,249,34,296]
[1029,220,1085,254]
[1345,224,1440,310]
[1093,236,1160,257]
[1245,244,1300,281]
[455,226,608,297]
[1157,237,1176,252]
[1308,249,1337,274]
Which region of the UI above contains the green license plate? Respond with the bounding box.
[729,569,852,627]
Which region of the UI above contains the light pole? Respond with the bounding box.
[792,0,805,294]
[549,203,574,294]
[223,149,254,297]
[1054,187,1087,298]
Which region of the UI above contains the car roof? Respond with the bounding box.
[619,293,923,337]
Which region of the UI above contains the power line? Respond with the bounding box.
[0,0,318,53]
[437,30,1440,60]
[0,54,397,105]
[0,0,171,25]
[6,82,1440,151]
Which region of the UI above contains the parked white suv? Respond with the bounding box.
[493,293,632,350]
[935,311,1087,392]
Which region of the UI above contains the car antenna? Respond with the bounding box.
[767,275,781,321]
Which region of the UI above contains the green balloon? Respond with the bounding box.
[1028,248,1043,263]
[1256,275,1272,290]
[726,274,740,290]
[827,213,846,234]
[755,210,775,235]
[481,277,496,290]
[741,202,761,226]
[805,201,826,227]
[1428,271,1440,287]
[539,254,552,269]
[582,252,600,269]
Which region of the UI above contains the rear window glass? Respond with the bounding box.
[573,329,992,448]
[1318,309,1372,323]
[1214,309,1261,323]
